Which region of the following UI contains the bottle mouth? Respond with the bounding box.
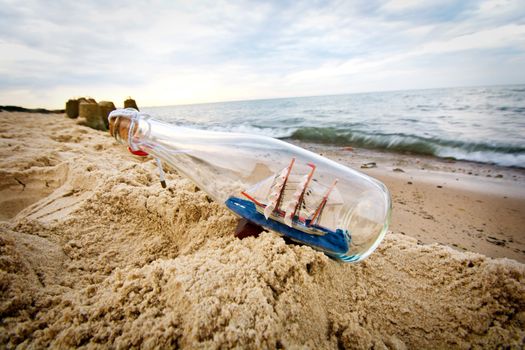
[108,109,129,141]
[108,108,141,144]
[109,108,154,155]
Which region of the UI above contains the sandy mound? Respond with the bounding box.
[0,112,524,349]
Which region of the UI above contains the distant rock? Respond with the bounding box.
[98,101,116,129]
[124,98,139,111]
[66,99,80,118]
[79,101,106,131]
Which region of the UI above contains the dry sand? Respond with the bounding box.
[0,112,524,349]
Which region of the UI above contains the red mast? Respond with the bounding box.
[308,179,338,226]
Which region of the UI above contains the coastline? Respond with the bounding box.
[291,141,525,263]
[1,112,524,348]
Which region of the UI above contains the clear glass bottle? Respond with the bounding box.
[109,108,391,262]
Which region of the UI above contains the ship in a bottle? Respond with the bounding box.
[226,158,350,255]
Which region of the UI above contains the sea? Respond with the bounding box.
[142,85,525,168]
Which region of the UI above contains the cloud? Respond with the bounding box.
[0,0,524,108]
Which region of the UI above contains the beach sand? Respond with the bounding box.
[1,112,524,348]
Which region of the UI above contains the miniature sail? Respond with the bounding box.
[243,175,274,204]
[263,165,290,219]
[283,173,311,226]
[271,174,300,215]
[312,183,344,229]
[298,180,326,219]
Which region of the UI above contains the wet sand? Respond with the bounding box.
[0,112,524,348]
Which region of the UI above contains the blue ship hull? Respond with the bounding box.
[225,197,350,255]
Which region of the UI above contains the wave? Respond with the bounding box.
[496,106,525,113]
[288,127,525,168]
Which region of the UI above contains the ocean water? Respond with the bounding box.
[143,85,525,168]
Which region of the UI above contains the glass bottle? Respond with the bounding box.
[109,108,391,262]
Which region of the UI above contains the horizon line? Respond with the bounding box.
[1,82,523,110]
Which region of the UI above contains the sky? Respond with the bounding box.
[0,0,524,108]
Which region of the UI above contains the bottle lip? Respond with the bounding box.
[108,108,152,148]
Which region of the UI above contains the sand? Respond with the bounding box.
[0,112,524,349]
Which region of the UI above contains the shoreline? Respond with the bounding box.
[293,141,525,262]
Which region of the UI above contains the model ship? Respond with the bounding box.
[225,158,350,255]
